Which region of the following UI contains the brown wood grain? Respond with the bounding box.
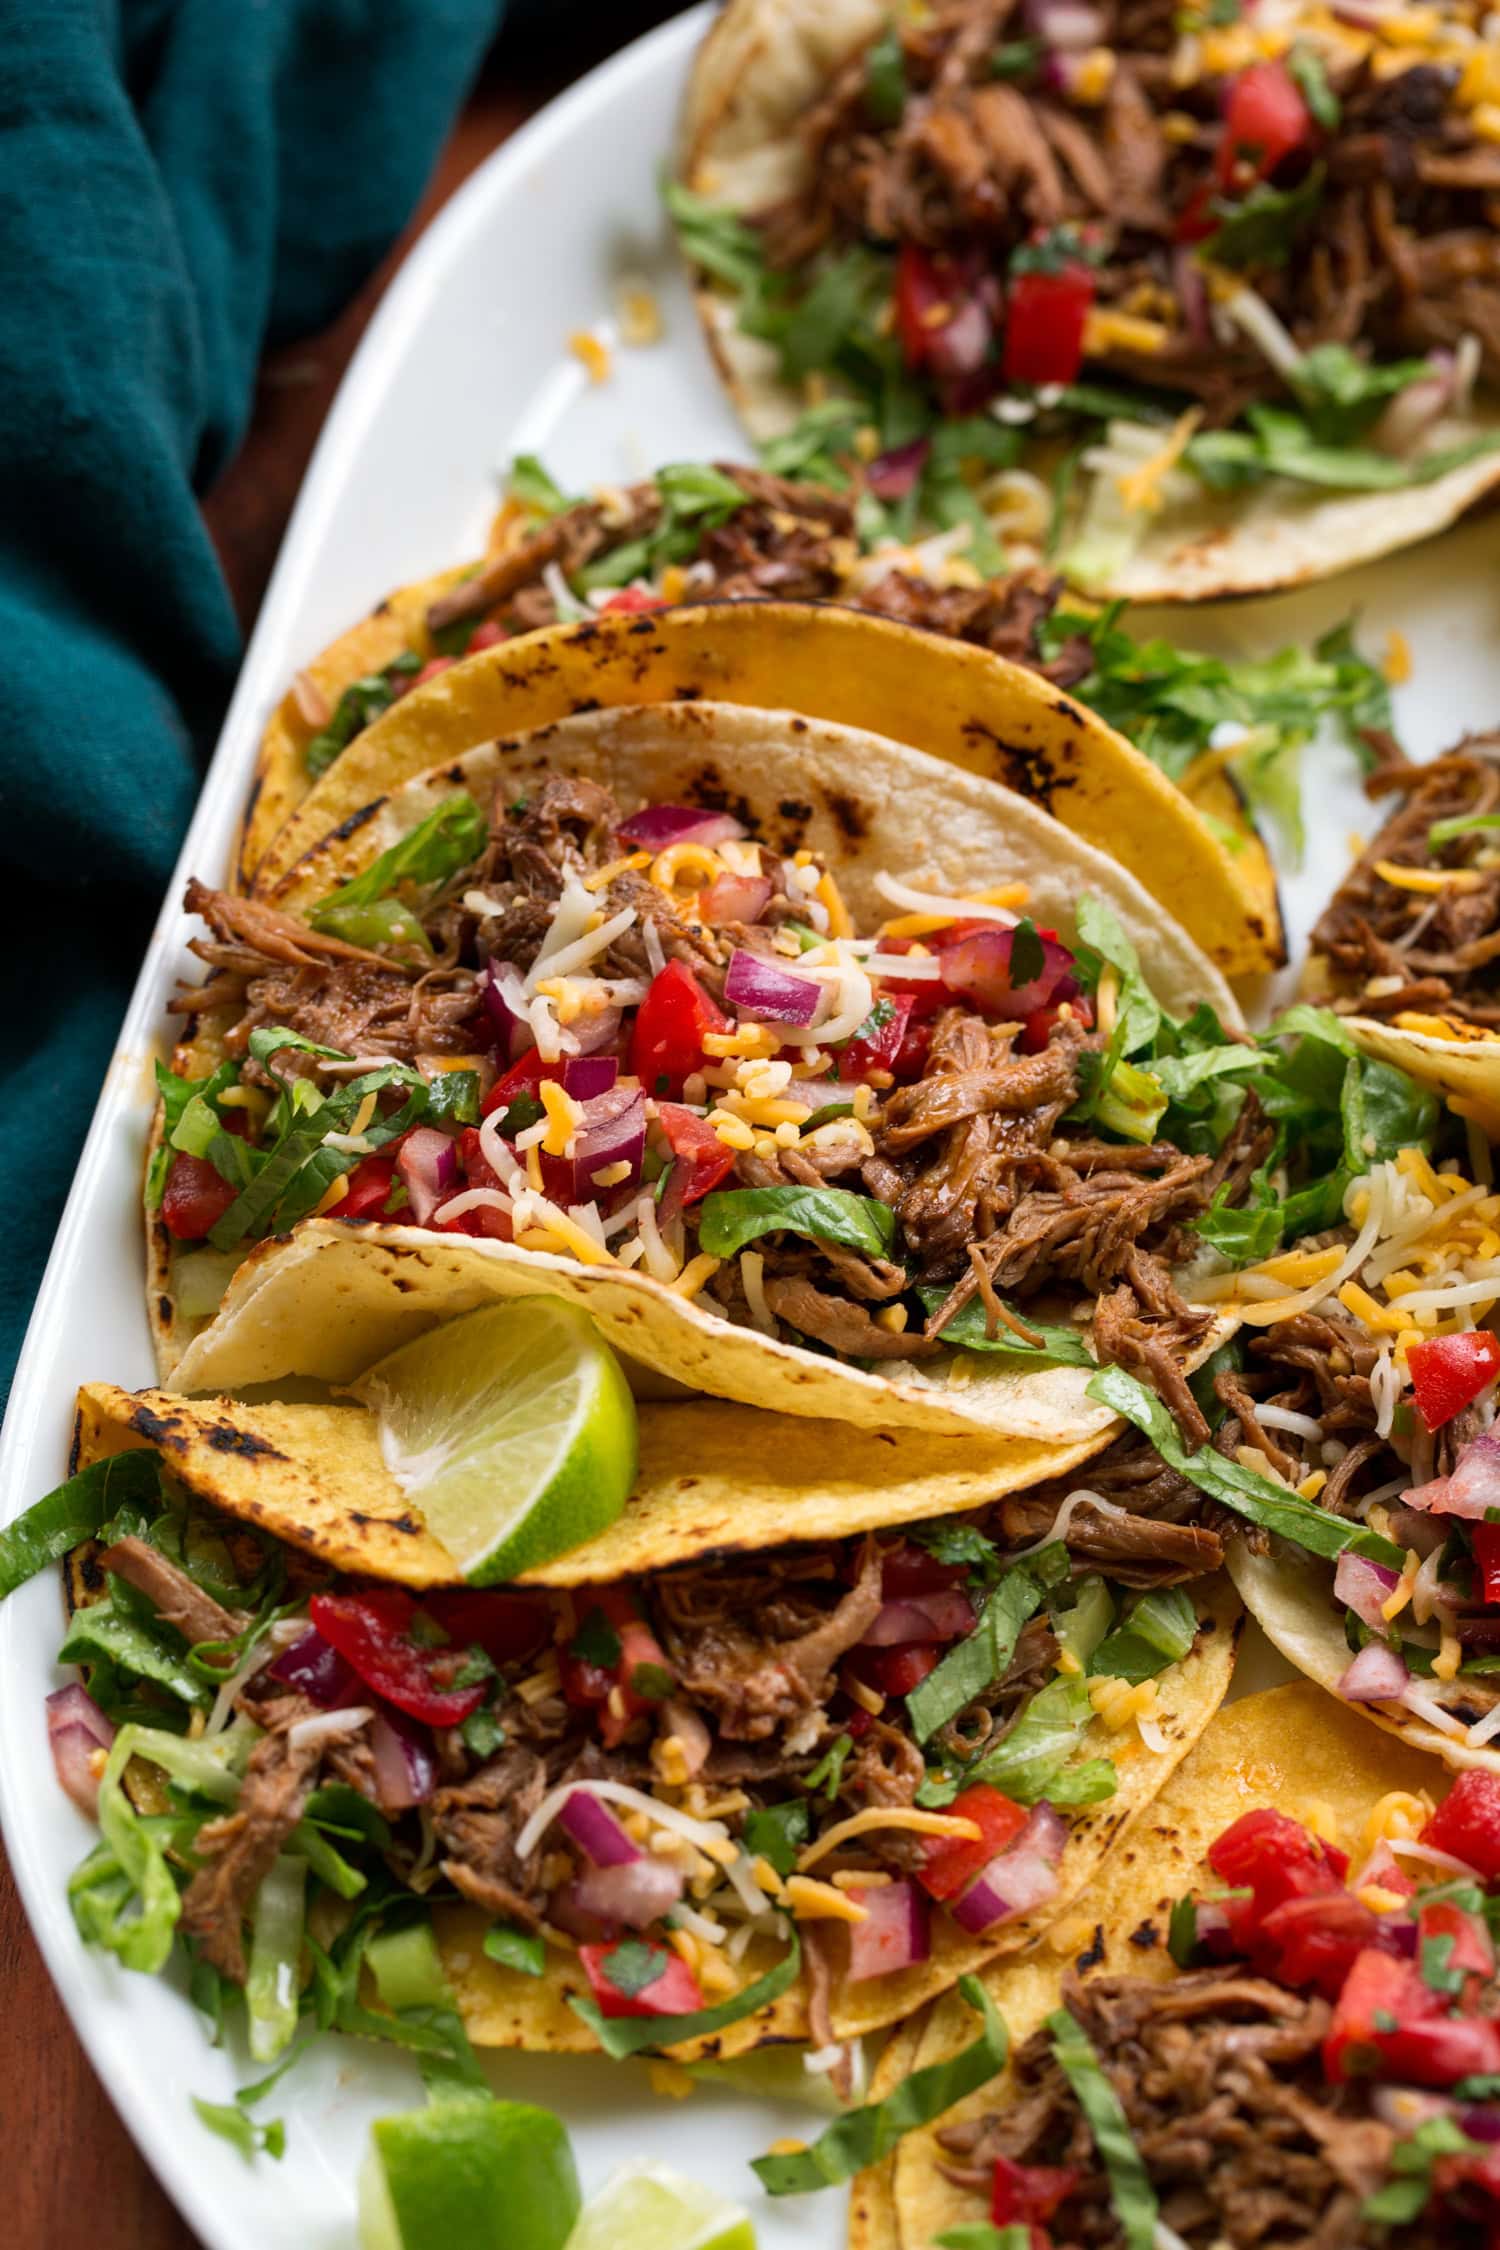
[1,11,686,2247]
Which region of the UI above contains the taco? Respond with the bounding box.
[1308,726,1500,1128]
[152,695,1278,1463]
[246,602,1285,979]
[879,1682,1500,2250]
[674,0,1500,603]
[0,1374,1240,2075]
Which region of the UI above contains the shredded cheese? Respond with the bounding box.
[782,1876,870,1923]
[795,1807,983,1873]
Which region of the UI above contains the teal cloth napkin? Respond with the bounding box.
[0,0,509,1402]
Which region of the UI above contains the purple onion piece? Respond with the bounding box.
[1333,1550,1401,1632]
[572,1087,646,1202]
[860,1590,977,1648]
[1337,1640,1410,1704]
[562,1055,619,1101]
[369,1707,437,1812]
[558,1789,642,1868]
[571,1855,685,1931]
[866,437,930,501]
[847,1879,931,1982]
[950,1802,1066,1935]
[270,1627,359,1708]
[396,1128,460,1227]
[617,805,746,852]
[724,947,821,1026]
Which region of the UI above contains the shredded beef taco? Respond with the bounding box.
[0,1381,1240,2075]
[150,696,1274,1459]
[880,1682,1500,2250]
[1307,725,1500,1127]
[675,0,1500,602]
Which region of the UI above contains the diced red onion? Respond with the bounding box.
[1333,1551,1401,1632]
[46,1686,115,1816]
[724,948,821,1025]
[1172,247,1210,346]
[618,805,746,852]
[396,1128,460,1226]
[700,872,773,928]
[571,1855,685,1931]
[1405,1432,1500,1521]
[480,960,535,1063]
[1025,0,1106,47]
[1337,1641,1410,1703]
[562,1056,619,1101]
[861,1591,977,1647]
[1374,362,1453,459]
[866,438,930,501]
[1463,2107,1500,2144]
[847,1880,931,1982]
[269,1627,359,1708]
[951,1803,1066,1934]
[558,1789,642,1867]
[568,1005,624,1059]
[1373,2086,1456,2131]
[369,1707,437,1812]
[927,292,996,383]
[939,926,1073,1019]
[547,1882,621,1945]
[1187,1898,1239,1960]
[572,1085,646,1200]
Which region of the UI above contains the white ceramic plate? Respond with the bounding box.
[2,4,1499,2242]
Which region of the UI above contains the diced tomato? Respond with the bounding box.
[480,1047,555,1121]
[1474,1523,1500,1607]
[1323,1948,1439,2082]
[1256,1891,1381,1998]
[1001,265,1095,388]
[1408,1331,1500,1433]
[654,1103,737,1227]
[881,1543,970,1600]
[839,994,914,1084]
[1216,61,1311,191]
[1173,181,1218,245]
[628,961,728,1098]
[599,587,668,615]
[893,1016,932,1080]
[429,1126,513,1240]
[411,656,455,691]
[422,1589,551,1670]
[868,1643,941,1697]
[340,1148,401,1221]
[559,1585,675,1749]
[1423,1770,1500,1880]
[1208,1808,1347,1950]
[1420,1898,1496,1992]
[160,1153,240,1241]
[873,941,951,1025]
[579,1940,704,2019]
[308,1589,487,1725]
[920,1785,1029,1902]
[894,243,997,383]
[467,619,507,650]
[934,924,1073,1022]
[992,2154,1080,2228]
[1021,989,1093,1055]
[1380,2013,1500,2089]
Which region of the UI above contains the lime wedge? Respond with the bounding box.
[565,2162,756,2250]
[358,2098,579,2250]
[351,1301,637,1583]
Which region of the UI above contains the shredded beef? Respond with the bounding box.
[431,1742,553,1926]
[179,1696,324,1981]
[99,1537,248,1646]
[994,1434,1224,1586]
[1309,733,1500,1030]
[856,567,1093,684]
[661,1540,885,1739]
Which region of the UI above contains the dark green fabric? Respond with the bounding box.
[0,0,508,1401]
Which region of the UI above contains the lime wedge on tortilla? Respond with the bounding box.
[350,1301,637,1582]
[358,2098,579,2250]
[565,2162,755,2250]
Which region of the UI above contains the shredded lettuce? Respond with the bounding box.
[309,793,485,946]
[697,1185,897,1262]
[917,1290,1093,1365]
[246,1856,307,2063]
[751,1974,1009,2194]
[570,1931,803,2059]
[191,2097,286,2162]
[906,1569,1043,1745]
[305,652,422,779]
[0,1451,161,1599]
[1047,2007,1158,2250]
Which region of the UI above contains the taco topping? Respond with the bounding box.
[1311,729,1500,1035]
[165,771,1276,1429]
[938,1779,1500,2246]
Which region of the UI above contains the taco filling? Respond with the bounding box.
[10,1444,1226,2067]
[676,0,1500,582]
[934,1776,1500,2248]
[161,771,1272,1424]
[1312,728,1500,1036]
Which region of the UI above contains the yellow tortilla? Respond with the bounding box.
[890,1681,1449,2246]
[677,0,1500,606]
[251,603,1283,977]
[849,2014,931,2250]
[1339,1013,1500,1141]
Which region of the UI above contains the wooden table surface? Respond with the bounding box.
[1,11,683,2245]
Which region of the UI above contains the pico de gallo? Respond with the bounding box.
[672,0,1500,589]
[2,1440,1221,2082]
[162,766,1275,1421]
[937,1775,1500,2247]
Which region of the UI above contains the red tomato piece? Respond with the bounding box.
[1408,1331,1500,1432]
[599,587,668,615]
[340,1149,401,1221]
[467,619,507,650]
[1380,2013,1500,2089]
[1474,1523,1500,1606]
[480,1048,555,1121]
[936,924,1072,1022]
[559,1586,675,1749]
[1021,988,1094,1055]
[160,1153,240,1241]
[1423,1770,1500,1880]
[1216,61,1311,190]
[1001,266,1095,388]
[654,1103,737,1214]
[894,243,997,381]
[1256,1891,1381,1998]
[892,1016,933,1080]
[429,1126,512,1240]
[1323,1948,1439,2083]
[839,993,914,1083]
[920,1785,1029,1902]
[992,2154,1080,2228]
[869,1644,941,1697]
[308,1590,487,1725]
[628,961,728,1098]
[579,1941,704,2019]
[421,1589,551,1670]
[410,656,455,691]
[880,1543,970,1600]
[1420,1897,1496,1990]
[1208,1808,1347,1948]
